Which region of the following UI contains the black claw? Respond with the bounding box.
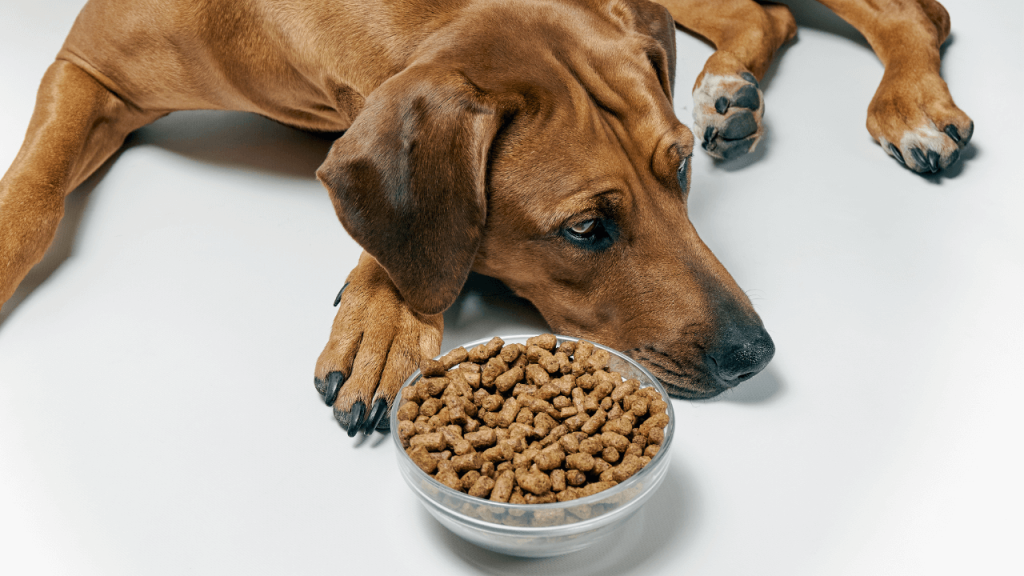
[364,398,388,435]
[888,143,905,165]
[333,282,349,307]
[732,84,761,110]
[347,401,366,438]
[324,371,345,406]
[740,71,758,88]
[714,96,730,115]
[944,124,961,144]
[721,110,757,140]
[910,148,928,171]
[926,150,940,173]
[703,126,717,151]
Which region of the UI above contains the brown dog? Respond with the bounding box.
[0,0,972,434]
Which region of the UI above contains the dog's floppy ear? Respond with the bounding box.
[632,0,678,98]
[317,66,508,315]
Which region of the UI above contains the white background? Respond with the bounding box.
[1,1,1021,574]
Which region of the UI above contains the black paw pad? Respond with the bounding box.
[732,84,760,110]
[715,96,729,115]
[720,110,758,140]
[718,136,755,160]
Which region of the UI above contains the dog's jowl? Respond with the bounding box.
[0,0,972,434]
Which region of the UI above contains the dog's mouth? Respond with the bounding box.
[625,346,730,400]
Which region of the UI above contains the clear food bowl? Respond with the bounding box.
[390,334,675,557]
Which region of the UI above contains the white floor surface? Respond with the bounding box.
[1,1,1021,574]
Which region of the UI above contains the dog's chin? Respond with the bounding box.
[624,347,728,400]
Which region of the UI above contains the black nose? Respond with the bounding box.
[706,326,775,387]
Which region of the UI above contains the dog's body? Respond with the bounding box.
[0,0,972,434]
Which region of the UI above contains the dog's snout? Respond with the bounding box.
[707,326,775,387]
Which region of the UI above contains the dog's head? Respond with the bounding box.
[318,0,773,399]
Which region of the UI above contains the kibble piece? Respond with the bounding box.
[461,470,481,491]
[535,444,565,471]
[647,427,665,446]
[610,453,644,482]
[439,347,469,369]
[480,461,496,478]
[513,448,539,469]
[579,436,603,455]
[566,452,595,472]
[602,415,634,436]
[452,450,483,473]
[534,413,557,437]
[525,492,556,504]
[649,399,669,415]
[397,420,416,448]
[468,475,495,498]
[580,481,616,498]
[625,443,643,458]
[421,358,446,377]
[581,408,607,435]
[601,397,615,412]
[586,349,611,372]
[515,467,553,495]
[499,343,524,363]
[611,379,639,402]
[408,446,438,474]
[644,445,660,458]
[525,364,550,387]
[495,397,520,428]
[555,340,576,357]
[397,401,420,422]
[565,469,587,486]
[601,446,620,463]
[550,469,566,492]
[494,366,523,392]
[419,397,443,418]
[601,432,630,452]
[465,428,497,449]
[576,373,596,391]
[481,357,510,387]
[436,461,462,490]
[490,470,515,502]
[559,433,580,454]
[516,407,534,425]
[553,395,571,409]
[629,396,649,416]
[574,340,594,362]
[418,377,448,398]
[526,334,557,351]
[639,412,670,435]
[410,432,446,452]
[482,442,513,462]
[592,458,612,476]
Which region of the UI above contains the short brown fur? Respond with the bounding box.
[0,0,972,432]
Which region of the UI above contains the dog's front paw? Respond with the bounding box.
[868,71,973,173]
[693,68,764,161]
[315,254,443,436]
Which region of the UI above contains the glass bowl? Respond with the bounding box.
[390,334,675,557]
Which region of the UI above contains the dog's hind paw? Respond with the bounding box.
[868,71,973,174]
[314,254,443,436]
[693,70,765,161]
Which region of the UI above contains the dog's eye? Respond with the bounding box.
[677,156,690,192]
[562,218,618,251]
[569,220,597,236]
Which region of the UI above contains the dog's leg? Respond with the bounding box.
[0,60,161,306]
[315,252,443,436]
[814,0,972,172]
[656,0,797,159]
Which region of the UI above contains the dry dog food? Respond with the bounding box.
[397,335,669,510]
